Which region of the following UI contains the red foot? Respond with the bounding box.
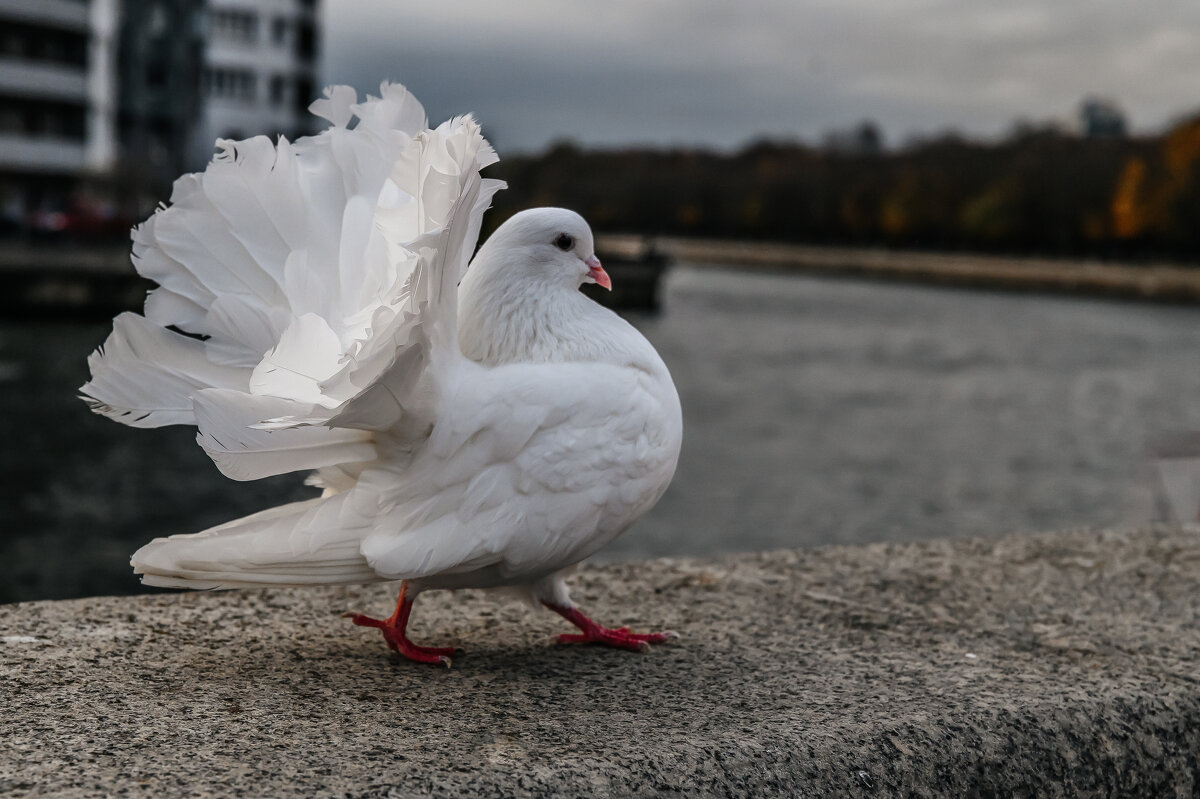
[346,582,455,667]
[544,602,679,652]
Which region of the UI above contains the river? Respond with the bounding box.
[4,263,1200,601]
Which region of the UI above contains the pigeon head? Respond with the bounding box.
[459,206,633,366]
[476,207,611,292]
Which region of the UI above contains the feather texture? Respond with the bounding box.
[133,495,377,589]
[81,312,247,427]
[194,389,376,481]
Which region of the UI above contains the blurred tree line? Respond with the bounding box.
[486,114,1200,261]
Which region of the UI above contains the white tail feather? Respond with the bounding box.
[194,389,376,481]
[81,312,248,427]
[132,495,381,589]
[83,82,503,487]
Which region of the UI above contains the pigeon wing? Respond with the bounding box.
[355,360,683,581]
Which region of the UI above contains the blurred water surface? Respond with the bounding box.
[4,264,1200,602]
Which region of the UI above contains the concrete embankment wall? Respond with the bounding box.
[2,526,1198,797]
[602,235,1200,303]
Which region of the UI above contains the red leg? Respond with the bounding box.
[345,581,456,667]
[543,602,679,652]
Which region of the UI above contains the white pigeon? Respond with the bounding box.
[80,83,683,666]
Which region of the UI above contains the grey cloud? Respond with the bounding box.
[321,0,1200,152]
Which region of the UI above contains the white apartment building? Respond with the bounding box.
[0,0,119,221]
[0,0,319,229]
[191,0,318,168]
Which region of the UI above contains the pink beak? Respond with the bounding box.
[586,255,612,291]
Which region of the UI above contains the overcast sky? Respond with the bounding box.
[321,1,1200,154]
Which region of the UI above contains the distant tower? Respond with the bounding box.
[1078,97,1127,139]
[191,0,319,168]
[0,0,120,221]
[116,0,206,198]
[822,120,885,156]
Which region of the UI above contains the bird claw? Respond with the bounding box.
[554,627,676,652]
[543,601,679,654]
[343,611,381,628]
[345,602,458,667]
[384,632,457,666]
[390,648,453,668]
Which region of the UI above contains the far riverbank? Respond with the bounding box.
[598,235,1200,303]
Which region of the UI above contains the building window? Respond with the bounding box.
[0,30,20,58]
[0,23,87,67]
[145,59,166,89]
[0,108,24,134]
[269,75,286,106]
[210,10,258,44]
[293,77,313,116]
[271,18,288,46]
[203,68,257,102]
[0,97,86,140]
[295,21,315,59]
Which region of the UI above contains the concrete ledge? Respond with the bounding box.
[2,527,1199,797]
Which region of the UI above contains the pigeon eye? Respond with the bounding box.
[554,233,574,251]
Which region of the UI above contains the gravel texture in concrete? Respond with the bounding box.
[2,527,1199,797]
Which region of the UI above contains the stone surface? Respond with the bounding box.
[2,527,1199,797]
